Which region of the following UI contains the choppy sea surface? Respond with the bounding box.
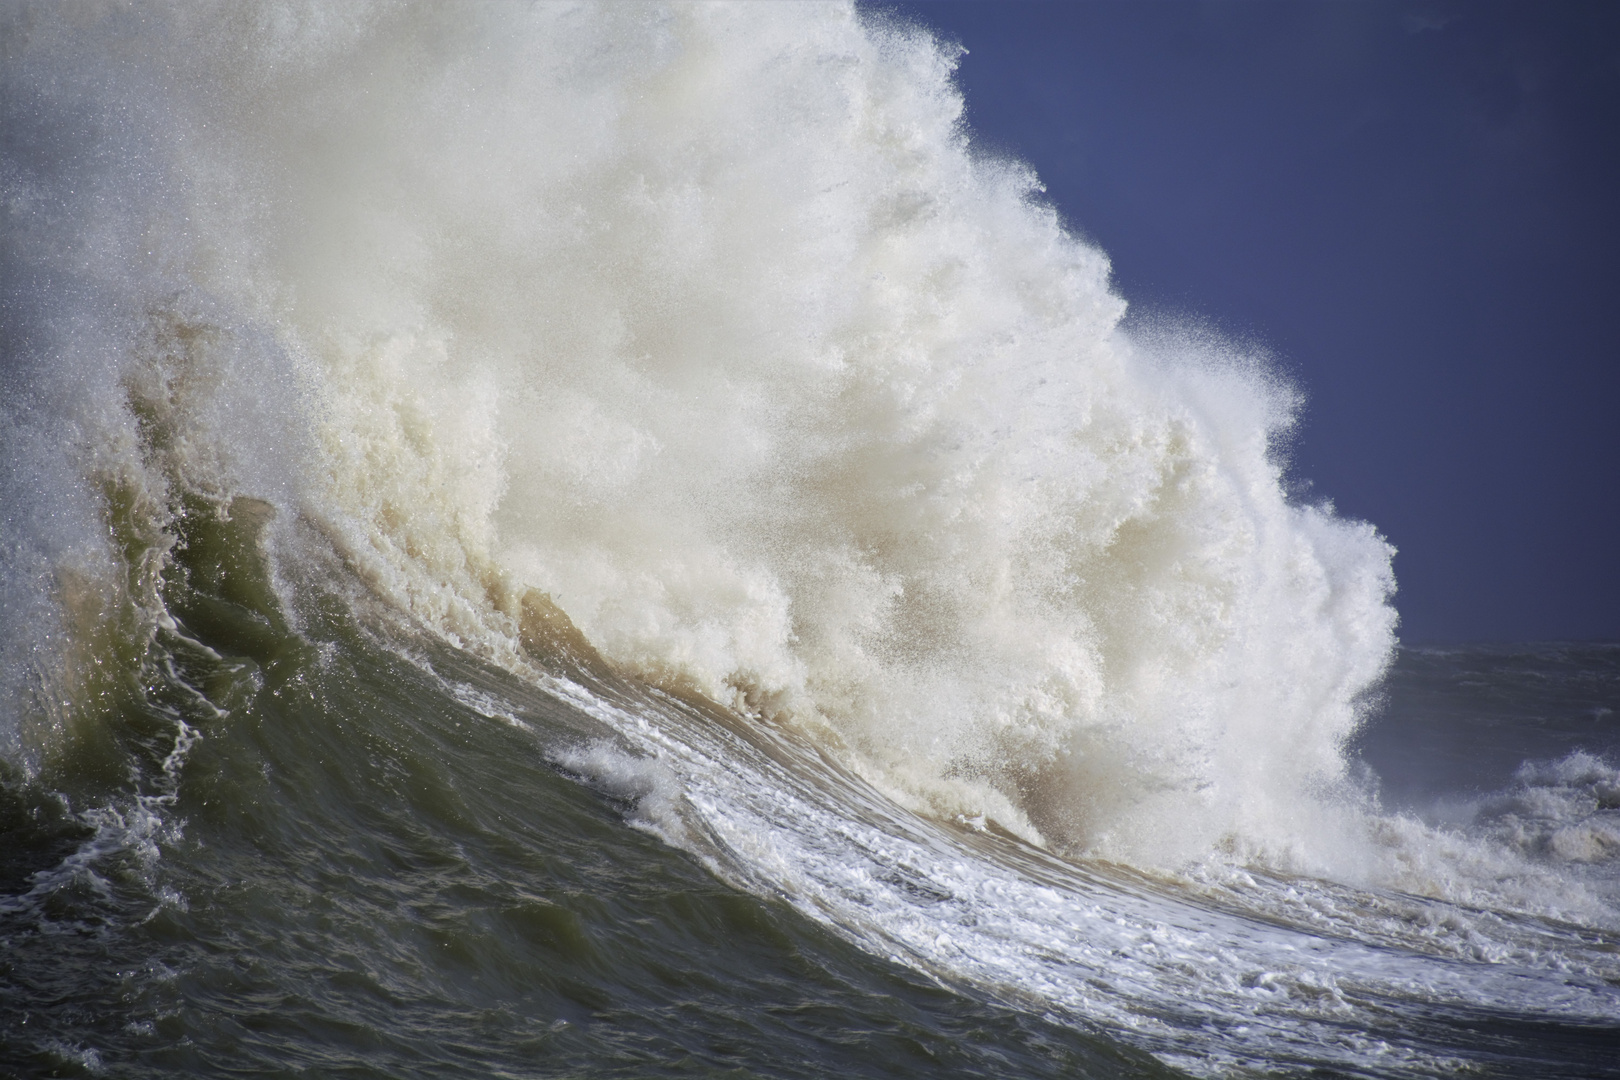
[2,4,1616,1076]
[2,528,1617,1078]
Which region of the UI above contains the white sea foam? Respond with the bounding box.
[535,671,1620,1077]
[5,0,1614,937]
[7,7,1620,1072]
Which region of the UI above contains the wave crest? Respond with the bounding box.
[2,1,1398,873]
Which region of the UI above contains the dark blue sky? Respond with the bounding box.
[887,0,1620,644]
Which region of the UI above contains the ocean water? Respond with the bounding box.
[1,4,1616,1077]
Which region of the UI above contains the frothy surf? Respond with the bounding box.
[2,3,1617,1076]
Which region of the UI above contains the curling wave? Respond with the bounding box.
[4,8,1618,1076]
[3,0,1398,873]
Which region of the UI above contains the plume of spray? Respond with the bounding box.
[1,1,1400,876]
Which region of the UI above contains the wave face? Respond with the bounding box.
[2,4,1617,1077]
[2,0,1395,867]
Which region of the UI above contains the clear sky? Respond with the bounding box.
[886,0,1620,644]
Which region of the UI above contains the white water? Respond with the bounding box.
[3,3,1616,1020]
[525,672,1620,1077]
[3,0,1396,866]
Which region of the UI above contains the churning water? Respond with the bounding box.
[2,4,1616,1076]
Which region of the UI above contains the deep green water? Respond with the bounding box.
[3,487,1619,1080]
[0,505,1171,1079]
[2,8,1618,1072]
